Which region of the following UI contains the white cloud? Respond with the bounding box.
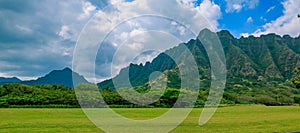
[108,31,182,77]
[79,1,97,20]
[0,0,222,82]
[0,72,8,77]
[247,17,253,23]
[15,25,32,33]
[178,26,186,35]
[58,25,71,40]
[266,6,275,13]
[0,0,97,79]
[73,0,222,81]
[94,0,221,33]
[196,0,221,29]
[247,0,300,37]
[225,0,259,13]
[232,4,242,12]
[171,21,178,26]
[260,16,267,22]
[132,50,161,65]
[240,33,250,37]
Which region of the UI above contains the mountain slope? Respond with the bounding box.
[98,30,300,90]
[22,68,89,88]
[236,34,300,79]
[0,77,21,84]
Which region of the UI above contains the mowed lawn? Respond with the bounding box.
[0,105,299,133]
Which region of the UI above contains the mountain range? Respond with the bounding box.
[0,77,21,84]
[0,67,89,88]
[0,29,299,89]
[98,29,300,90]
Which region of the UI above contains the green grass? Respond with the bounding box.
[0,105,299,132]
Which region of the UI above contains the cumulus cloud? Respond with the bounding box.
[58,25,72,40]
[0,0,96,79]
[93,0,221,33]
[225,0,259,13]
[0,0,222,82]
[73,0,222,82]
[242,0,300,37]
[132,50,161,65]
[196,0,222,29]
[79,1,97,20]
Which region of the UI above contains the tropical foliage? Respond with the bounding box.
[0,82,299,108]
[292,67,300,89]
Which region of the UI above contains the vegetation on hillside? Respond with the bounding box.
[0,83,78,108]
[0,81,299,108]
[292,67,300,89]
[98,30,300,90]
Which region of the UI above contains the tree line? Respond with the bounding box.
[0,82,299,108]
[0,66,299,108]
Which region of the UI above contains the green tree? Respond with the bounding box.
[292,67,300,89]
[294,96,300,105]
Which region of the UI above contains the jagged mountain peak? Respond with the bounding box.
[98,30,299,90]
[217,30,234,39]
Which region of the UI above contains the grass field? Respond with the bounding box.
[0,105,299,132]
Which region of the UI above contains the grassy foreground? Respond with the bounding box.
[0,105,299,132]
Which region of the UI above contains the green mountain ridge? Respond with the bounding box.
[98,29,300,90]
[0,77,21,84]
[21,67,89,88]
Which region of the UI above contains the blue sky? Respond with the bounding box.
[215,0,285,37]
[0,0,299,81]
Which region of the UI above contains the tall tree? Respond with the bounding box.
[292,67,300,88]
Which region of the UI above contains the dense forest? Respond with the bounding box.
[0,72,299,108]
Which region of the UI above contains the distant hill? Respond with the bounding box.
[98,29,300,90]
[22,67,89,88]
[0,77,21,84]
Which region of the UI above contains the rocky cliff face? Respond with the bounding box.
[98,30,300,89]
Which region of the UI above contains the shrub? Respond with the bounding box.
[256,95,279,106]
